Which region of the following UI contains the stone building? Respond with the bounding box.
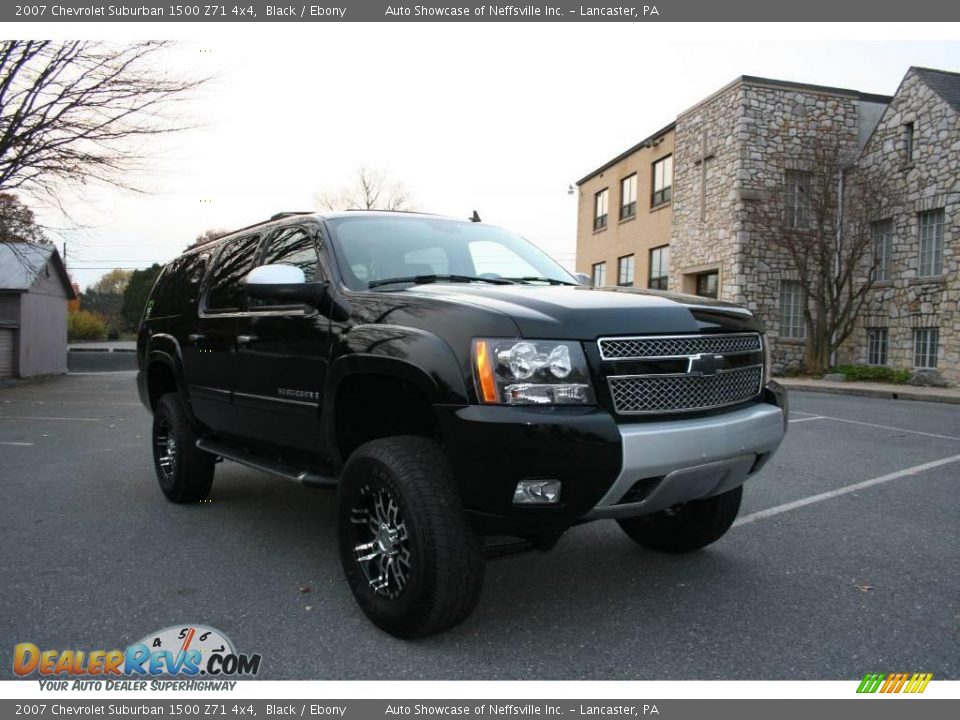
[575,124,675,291]
[669,75,890,372]
[574,67,959,383]
[850,68,960,380]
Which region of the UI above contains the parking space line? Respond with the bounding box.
[0,416,101,422]
[0,441,34,446]
[734,453,960,527]
[789,416,825,424]
[817,415,960,441]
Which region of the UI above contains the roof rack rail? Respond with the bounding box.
[343,208,438,216]
[184,212,316,251]
[269,211,315,221]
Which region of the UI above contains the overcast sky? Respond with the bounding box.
[22,24,958,289]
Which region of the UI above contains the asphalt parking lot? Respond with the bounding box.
[1,372,957,680]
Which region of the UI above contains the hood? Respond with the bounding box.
[391,284,761,339]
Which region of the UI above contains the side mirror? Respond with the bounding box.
[574,272,592,286]
[245,264,327,307]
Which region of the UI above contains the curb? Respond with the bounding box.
[68,347,136,353]
[776,380,960,406]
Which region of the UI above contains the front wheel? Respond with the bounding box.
[152,393,215,503]
[337,436,484,638]
[617,486,743,553]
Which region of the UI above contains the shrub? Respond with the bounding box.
[830,364,911,384]
[68,309,107,342]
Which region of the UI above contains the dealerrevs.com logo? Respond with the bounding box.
[13,625,261,690]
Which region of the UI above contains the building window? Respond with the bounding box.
[867,328,888,366]
[651,155,673,206]
[784,170,812,229]
[648,245,669,290]
[617,254,635,286]
[871,219,893,282]
[779,280,805,339]
[903,122,914,164]
[593,189,609,231]
[619,174,637,220]
[695,270,718,299]
[913,327,939,369]
[918,209,944,277]
[591,262,606,287]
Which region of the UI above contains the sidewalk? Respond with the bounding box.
[775,377,960,405]
[69,340,136,352]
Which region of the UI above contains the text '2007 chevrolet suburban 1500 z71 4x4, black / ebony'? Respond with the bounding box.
[137,210,788,638]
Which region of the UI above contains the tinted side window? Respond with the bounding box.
[261,226,319,281]
[205,235,261,312]
[150,252,209,318]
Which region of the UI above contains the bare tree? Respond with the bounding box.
[187,227,229,250]
[750,138,885,373]
[0,41,207,199]
[316,167,415,212]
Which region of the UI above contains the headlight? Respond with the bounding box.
[472,339,595,405]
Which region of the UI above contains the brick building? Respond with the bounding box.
[575,67,959,383]
[575,124,675,292]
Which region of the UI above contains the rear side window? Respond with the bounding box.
[205,234,261,312]
[149,252,209,318]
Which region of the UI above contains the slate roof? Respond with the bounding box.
[0,243,75,297]
[912,67,960,112]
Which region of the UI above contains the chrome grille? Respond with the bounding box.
[608,366,763,414]
[599,333,761,360]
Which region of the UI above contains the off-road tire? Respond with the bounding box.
[152,393,215,503]
[338,436,484,639]
[617,485,743,553]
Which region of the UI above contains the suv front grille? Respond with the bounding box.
[607,365,763,415]
[598,333,761,360]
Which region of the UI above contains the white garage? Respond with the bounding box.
[0,243,75,378]
[0,326,15,378]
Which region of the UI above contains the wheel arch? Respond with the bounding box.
[143,334,198,425]
[324,352,461,469]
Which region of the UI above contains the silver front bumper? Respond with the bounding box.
[585,403,785,520]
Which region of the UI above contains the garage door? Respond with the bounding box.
[0,328,15,378]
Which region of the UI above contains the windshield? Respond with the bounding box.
[325,215,575,291]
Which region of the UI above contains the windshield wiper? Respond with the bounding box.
[368,274,516,289]
[505,276,578,286]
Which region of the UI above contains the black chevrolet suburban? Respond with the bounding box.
[137,210,787,638]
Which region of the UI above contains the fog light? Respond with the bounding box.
[513,479,562,505]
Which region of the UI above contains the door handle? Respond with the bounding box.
[188,333,205,342]
[236,334,259,344]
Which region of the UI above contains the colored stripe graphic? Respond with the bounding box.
[857,672,932,693]
[857,673,885,693]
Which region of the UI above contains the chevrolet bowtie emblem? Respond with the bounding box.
[687,353,725,376]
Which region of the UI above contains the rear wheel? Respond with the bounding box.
[152,393,215,503]
[616,486,743,553]
[338,436,484,638]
